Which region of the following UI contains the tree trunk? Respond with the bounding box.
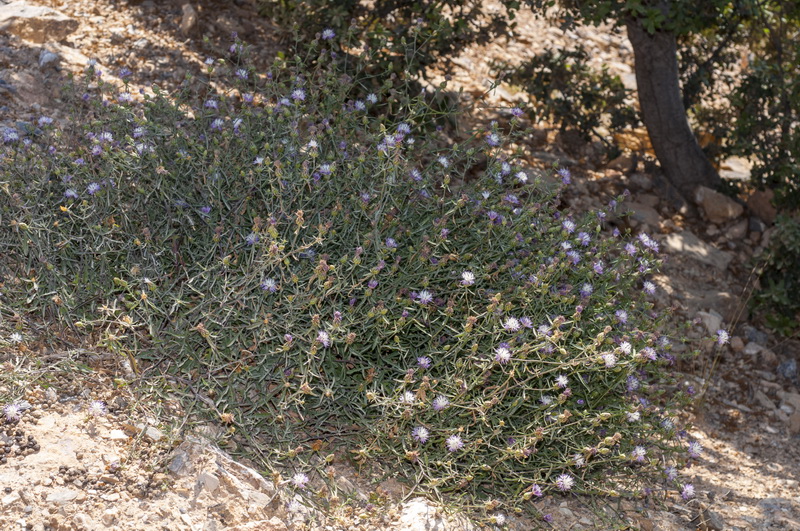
[625,13,720,197]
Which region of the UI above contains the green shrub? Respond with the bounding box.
[0,38,697,519]
[495,46,638,146]
[258,0,519,82]
[753,214,800,335]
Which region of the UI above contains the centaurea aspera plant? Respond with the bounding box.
[0,35,693,518]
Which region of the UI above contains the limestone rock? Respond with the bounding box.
[625,201,660,227]
[697,310,723,335]
[0,1,78,44]
[4,70,52,107]
[727,218,748,240]
[747,189,777,224]
[694,186,744,224]
[38,49,60,70]
[789,411,800,434]
[664,231,732,270]
[46,489,78,504]
[396,498,476,531]
[180,3,198,36]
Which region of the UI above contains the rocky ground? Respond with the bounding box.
[0,0,798,529]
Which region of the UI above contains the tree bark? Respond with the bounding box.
[625,13,720,197]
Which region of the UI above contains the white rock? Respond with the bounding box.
[198,472,220,493]
[107,429,128,440]
[2,492,20,507]
[694,186,744,224]
[38,49,60,69]
[101,508,117,526]
[697,310,723,335]
[180,3,198,35]
[664,231,733,270]
[0,1,78,43]
[744,343,764,356]
[396,498,476,531]
[46,489,78,504]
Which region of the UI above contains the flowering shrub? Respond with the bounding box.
[0,38,694,518]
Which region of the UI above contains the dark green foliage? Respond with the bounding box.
[753,215,800,334]
[259,0,520,80]
[496,46,638,143]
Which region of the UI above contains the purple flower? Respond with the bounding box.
[631,446,647,462]
[412,426,429,443]
[204,99,218,109]
[687,441,703,458]
[385,237,398,249]
[210,118,224,131]
[555,375,568,388]
[681,484,695,500]
[602,353,617,368]
[291,88,306,102]
[87,400,107,417]
[417,356,431,369]
[245,232,259,246]
[502,317,520,333]
[460,271,475,286]
[664,466,677,481]
[494,344,512,364]
[615,309,628,324]
[235,68,248,80]
[486,133,500,147]
[543,514,553,523]
[117,92,132,103]
[86,182,101,195]
[417,290,434,305]
[4,404,22,422]
[291,473,309,489]
[562,220,576,233]
[64,189,78,199]
[321,28,335,40]
[640,347,657,361]
[716,329,729,346]
[317,330,331,348]
[566,250,581,265]
[432,395,450,411]
[643,280,656,295]
[579,283,593,298]
[530,484,543,497]
[555,473,574,491]
[557,168,572,185]
[445,434,464,452]
[592,261,605,275]
[511,107,523,117]
[2,128,19,143]
[260,278,278,292]
[368,279,378,289]
[577,232,590,246]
